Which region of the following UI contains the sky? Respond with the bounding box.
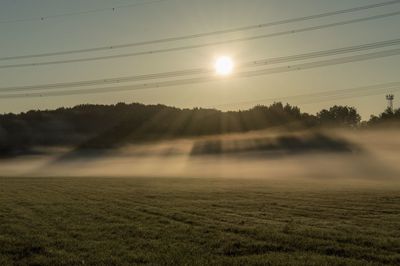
[0,0,399,119]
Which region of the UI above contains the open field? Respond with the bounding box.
[0,177,399,266]
[1,130,400,265]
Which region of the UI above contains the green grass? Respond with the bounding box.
[0,177,399,265]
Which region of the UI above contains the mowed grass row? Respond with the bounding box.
[0,177,399,265]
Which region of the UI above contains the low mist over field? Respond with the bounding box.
[2,128,400,265]
[1,129,399,188]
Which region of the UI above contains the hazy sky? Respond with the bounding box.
[0,0,399,118]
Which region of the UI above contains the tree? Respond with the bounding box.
[317,105,361,127]
[367,107,400,126]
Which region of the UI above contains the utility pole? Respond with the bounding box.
[386,94,394,112]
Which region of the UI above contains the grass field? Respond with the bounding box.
[0,177,399,265]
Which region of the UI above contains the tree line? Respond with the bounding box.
[0,102,398,154]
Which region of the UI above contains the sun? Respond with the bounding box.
[215,56,234,76]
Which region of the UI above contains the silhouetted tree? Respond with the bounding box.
[0,102,369,154]
[317,105,361,127]
[367,107,400,126]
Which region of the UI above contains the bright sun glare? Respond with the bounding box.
[215,56,234,76]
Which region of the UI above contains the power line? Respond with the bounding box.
[1,0,399,61]
[1,48,399,99]
[0,0,172,24]
[1,38,399,93]
[1,11,399,69]
[211,82,400,108]
[238,48,400,78]
[297,86,400,106]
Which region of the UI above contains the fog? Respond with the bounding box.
[1,129,399,188]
